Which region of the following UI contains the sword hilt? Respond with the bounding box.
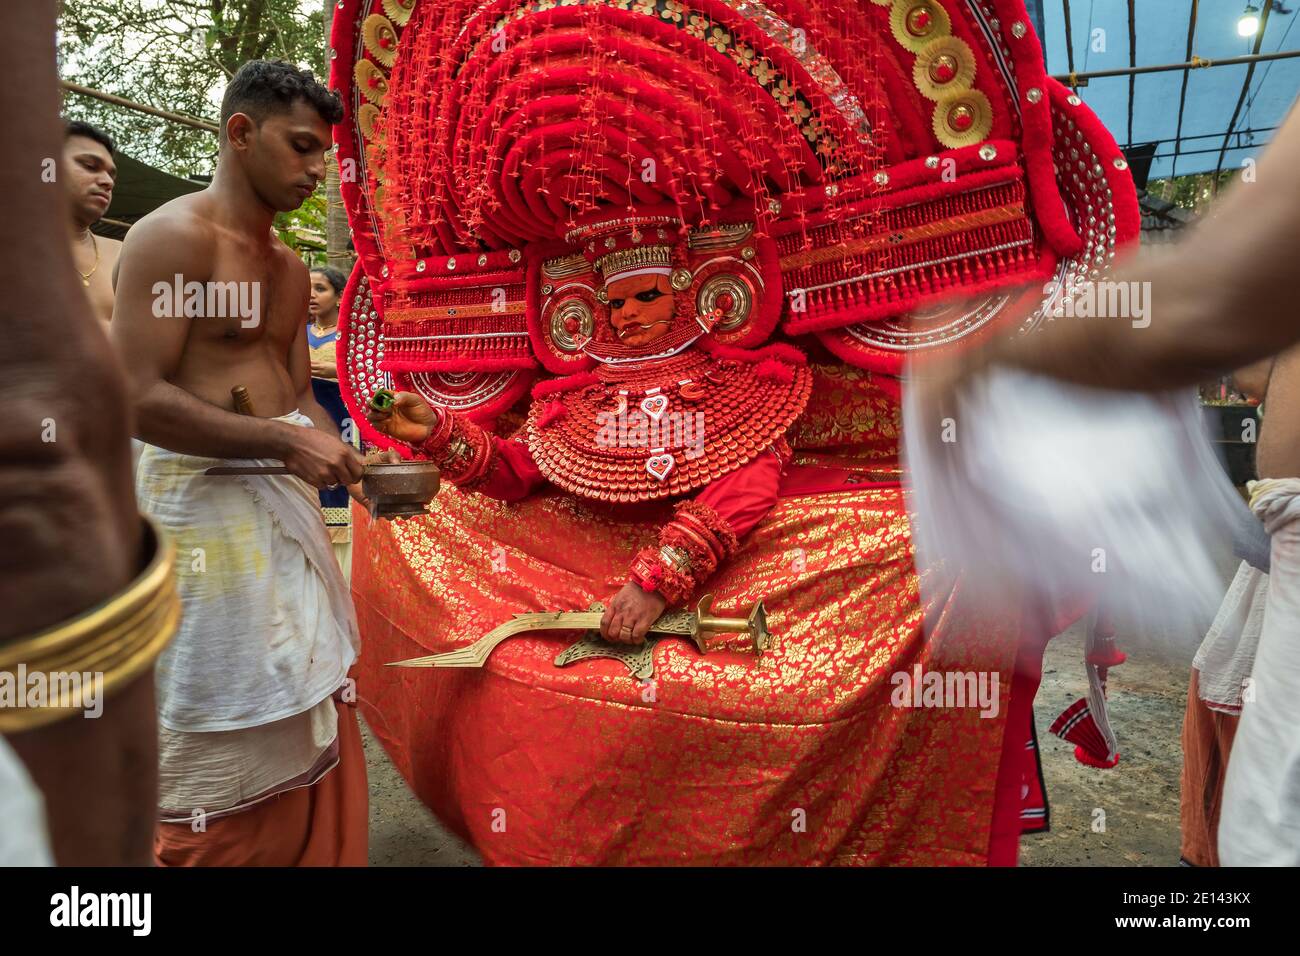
[692,593,771,656]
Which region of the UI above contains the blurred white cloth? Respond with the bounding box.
[1193,560,1268,715]
[1220,478,1300,866]
[902,363,1250,645]
[0,737,53,865]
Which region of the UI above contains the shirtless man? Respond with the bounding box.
[62,120,122,325]
[112,59,368,866]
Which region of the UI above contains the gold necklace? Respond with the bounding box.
[76,231,100,287]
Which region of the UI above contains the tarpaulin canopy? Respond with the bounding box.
[94,150,205,239]
[1035,0,1300,181]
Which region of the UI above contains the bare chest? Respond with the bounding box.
[173,247,303,348]
[72,239,116,323]
[1257,354,1300,479]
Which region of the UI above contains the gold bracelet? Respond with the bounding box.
[0,515,180,733]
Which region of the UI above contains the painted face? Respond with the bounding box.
[606,273,674,347]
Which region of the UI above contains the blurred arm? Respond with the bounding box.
[991,103,1300,391]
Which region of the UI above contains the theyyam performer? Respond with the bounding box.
[332,0,1138,864]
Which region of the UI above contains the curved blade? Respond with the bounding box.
[388,611,604,668]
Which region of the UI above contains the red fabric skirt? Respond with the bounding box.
[351,477,1029,864]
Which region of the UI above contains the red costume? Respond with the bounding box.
[329,0,1139,864]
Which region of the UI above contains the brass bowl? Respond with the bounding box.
[361,460,441,519]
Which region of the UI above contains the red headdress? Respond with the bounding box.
[330,0,1139,478]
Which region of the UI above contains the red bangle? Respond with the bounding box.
[674,500,739,557]
[660,522,720,579]
[419,406,454,457]
[673,511,726,562]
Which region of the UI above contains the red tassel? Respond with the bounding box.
[755,358,795,384]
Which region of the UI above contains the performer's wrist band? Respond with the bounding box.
[628,501,741,605]
[630,548,666,594]
[629,546,695,605]
[0,515,180,733]
[419,409,496,488]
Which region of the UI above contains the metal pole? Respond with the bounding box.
[1061,0,1079,91]
[324,0,354,276]
[1215,0,1275,191]
[1052,47,1300,82]
[1170,0,1200,179]
[60,80,219,134]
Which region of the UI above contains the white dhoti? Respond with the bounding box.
[1219,478,1300,865]
[0,738,52,865]
[902,365,1250,643]
[135,411,360,819]
[1194,561,1268,715]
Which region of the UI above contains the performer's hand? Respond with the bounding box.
[365,391,438,445]
[281,426,365,489]
[600,582,667,644]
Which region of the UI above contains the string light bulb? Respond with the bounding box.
[1238,4,1261,38]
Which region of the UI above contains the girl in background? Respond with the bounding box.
[308,266,353,572]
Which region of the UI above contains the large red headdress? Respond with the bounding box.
[331,0,1139,430]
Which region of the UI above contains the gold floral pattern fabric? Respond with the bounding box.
[351,359,1020,863]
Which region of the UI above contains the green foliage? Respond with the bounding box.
[276,187,327,261]
[59,1,329,253]
[1148,169,1238,213]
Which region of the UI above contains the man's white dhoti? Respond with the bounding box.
[1194,561,1268,715]
[135,411,360,817]
[1219,478,1300,865]
[0,738,52,865]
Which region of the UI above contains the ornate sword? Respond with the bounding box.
[387,593,771,668]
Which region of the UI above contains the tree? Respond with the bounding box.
[58,1,329,252]
[323,0,354,276]
[1149,169,1237,214]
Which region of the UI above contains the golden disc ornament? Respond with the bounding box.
[382,0,415,27]
[913,36,977,101]
[697,273,754,332]
[357,102,380,140]
[362,14,399,69]
[355,59,389,107]
[891,1,952,54]
[933,88,993,148]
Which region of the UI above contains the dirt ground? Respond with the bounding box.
[364,555,1230,867]
[1018,623,1193,866]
